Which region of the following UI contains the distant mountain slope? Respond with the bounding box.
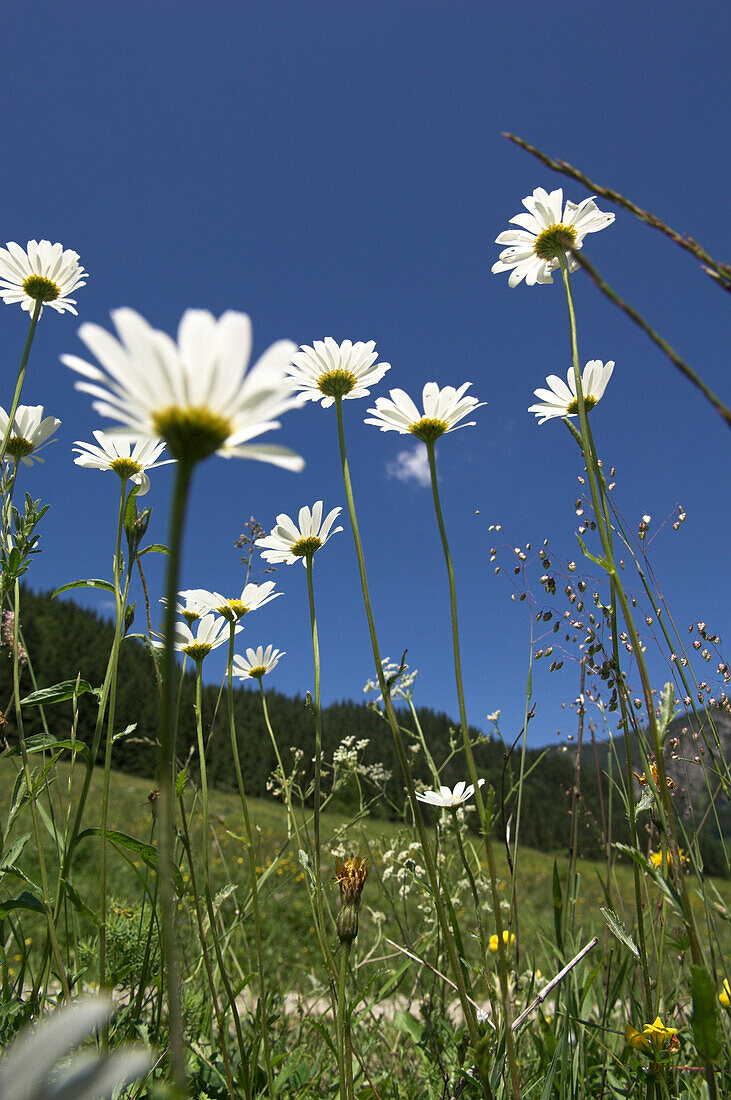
[1,589,727,870]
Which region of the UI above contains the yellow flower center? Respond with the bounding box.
[565,394,597,416]
[215,599,247,621]
[533,222,578,261]
[110,457,143,480]
[408,416,449,444]
[4,437,34,459]
[247,665,267,679]
[182,642,213,661]
[152,406,232,463]
[22,274,60,302]
[317,368,357,399]
[291,535,323,558]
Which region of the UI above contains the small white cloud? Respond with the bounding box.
[386,444,430,488]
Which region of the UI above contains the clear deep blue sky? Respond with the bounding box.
[2,2,729,748]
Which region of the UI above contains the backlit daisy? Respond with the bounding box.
[232,645,285,680]
[178,581,281,621]
[0,240,87,315]
[62,308,304,467]
[256,502,343,566]
[492,187,615,288]
[73,431,172,495]
[415,779,485,808]
[529,361,614,424]
[365,382,484,443]
[0,405,61,465]
[287,338,390,407]
[152,613,239,660]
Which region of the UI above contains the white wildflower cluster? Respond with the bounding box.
[381,841,426,900]
[363,658,418,707]
[331,735,392,791]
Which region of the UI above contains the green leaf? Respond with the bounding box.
[138,543,169,557]
[600,906,640,959]
[552,859,563,952]
[635,787,655,814]
[60,878,98,923]
[52,579,115,596]
[392,1008,423,1043]
[3,732,91,761]
[691,965,722,1061]
[658,683,676,742]
[0,891,45,918]
[77,827,184,897]
[20,680,98,707]
[1,832,30,869]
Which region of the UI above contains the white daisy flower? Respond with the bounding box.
[529,360,614,424]
[232,644,285,680]
[62,308,305,467]
[178,581,281,622]
[287,338,390,407]
[72,430,173,495]
[415,779,485,808]
[0,405,61,465]
[365,382,485,443]
[151,613,239,660]
[492,187,615,288]
[0,240,87,315]
[256,501,343,566]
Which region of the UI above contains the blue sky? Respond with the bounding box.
[2,1,729,749]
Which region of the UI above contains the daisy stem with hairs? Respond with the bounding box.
[99,477,135,1019]
[424,438,520,1096]
[332,396,490,1090]
[304,554,340,989]
[192,654,252,1100]
[225,627,274,1098]
[0,300,42,465]
[558,256,714,1091]
[156,457,195,1096]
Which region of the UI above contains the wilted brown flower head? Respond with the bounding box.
[334,856,367,944]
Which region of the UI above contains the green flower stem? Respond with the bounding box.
[337,940,355,1100]
[332,397,489,1087]
[424,439,520,1099]
[11,579,70,1001]
[192,656,251,1100]
[449,808,490,981]
[225,628,274,1098]
[304,554,339,986]
[558,258,715,1099]
[99,477,132,1008]
[177,788,237,1100]
[157,457,194,1097]
[0,299,42,466]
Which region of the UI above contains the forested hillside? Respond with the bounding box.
[2,588,727,869]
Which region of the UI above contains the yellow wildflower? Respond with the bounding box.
[626,1016,679,1056]
[634,763,676,790]
[489,930,515,953]
[720,979,731,1009]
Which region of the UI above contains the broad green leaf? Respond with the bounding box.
[138,543,169,557]
[52,579,115,596]
[20,680,98,707]
[658,682,676,740]
[3,733,91,761]
[392,1008,423,1043]
[1,832,30,869]
[600,906,640,958]
[0,891,45,918]
[77,827,184,897]
[60,878,98,923]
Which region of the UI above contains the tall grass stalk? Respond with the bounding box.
[332,395,490,1092]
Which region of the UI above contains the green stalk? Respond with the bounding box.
[99,476,131,1007]
[304,555,340,986]
[0,300,42,465]
[333,397,489,1089]
[192,656,251,1100]
[11,578,70,1001]
[337,941,355,1100]
[558,256,715,1098]
[225,628,274,1098]
[424,438,520,1098]
[157,457,194,1097]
